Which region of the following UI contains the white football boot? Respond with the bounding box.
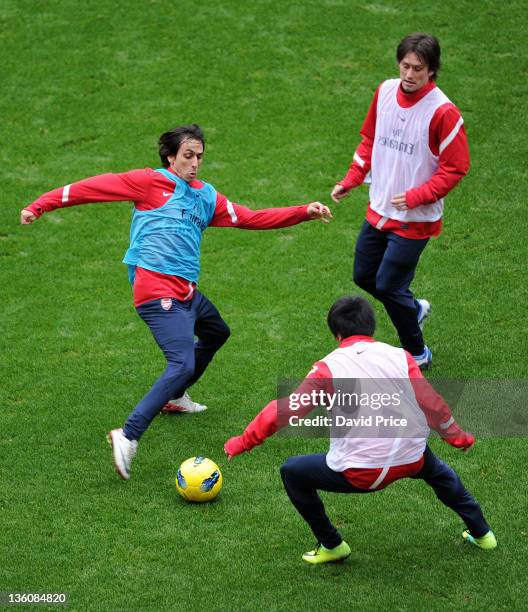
[412,346,433,371]
[416,298,431,331]
[160,392,208,414]
[107,428,138,480]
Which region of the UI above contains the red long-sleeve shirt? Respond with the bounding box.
[25,168,311,305]
[338,80,470,239]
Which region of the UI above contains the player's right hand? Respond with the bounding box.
[224,436,246,459]
[330,184,349,203]
[20,209,37,225]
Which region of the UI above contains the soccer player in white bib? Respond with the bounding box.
[225,296,496,564]
[331,33,469,370]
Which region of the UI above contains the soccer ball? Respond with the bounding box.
[176,456,223,502]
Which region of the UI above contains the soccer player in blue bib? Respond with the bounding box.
[21,124,332,480]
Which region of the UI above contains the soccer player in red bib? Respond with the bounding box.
[20,124,332,481]
[225,296,496,564]
[331,33,470,369]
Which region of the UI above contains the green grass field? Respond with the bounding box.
[1,0,527,610]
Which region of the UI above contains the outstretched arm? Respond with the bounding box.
[406,352,474,450]
[224,362,334,459]
[20,169,149,224]
[210,194,332,230]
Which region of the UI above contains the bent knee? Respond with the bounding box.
[207,322,230,350]
[219,322,231,345]
[374,275,402,296]
[280,457,303,480]
[353,270,375,293]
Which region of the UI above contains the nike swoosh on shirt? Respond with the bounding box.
[162,191,172,196]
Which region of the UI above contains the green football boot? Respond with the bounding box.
[302,541,351,565]
[462,530,497,550]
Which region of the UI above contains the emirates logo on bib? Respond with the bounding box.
[161,298,173,311]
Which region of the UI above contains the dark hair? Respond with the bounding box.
[397,33,441,80]
[158,124,205,167]
[327,296,376,339]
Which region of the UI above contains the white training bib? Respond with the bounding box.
[323,341,429,471]
[369,79,451,223]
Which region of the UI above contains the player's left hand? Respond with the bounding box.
[443,426,475,451]
[307,202,333,224]
[457,431,475,451]
[391,193,409,211]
